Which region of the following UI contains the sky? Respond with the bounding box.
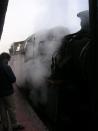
[0,0,88,53]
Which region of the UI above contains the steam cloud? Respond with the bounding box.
[10,26,70,105]
[30,27,69,85]
[11,27,69,88]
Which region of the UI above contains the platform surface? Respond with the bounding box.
[14,85,48,131]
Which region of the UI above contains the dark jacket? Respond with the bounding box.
[0,62,16,97]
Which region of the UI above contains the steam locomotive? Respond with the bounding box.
[9,8,96,131]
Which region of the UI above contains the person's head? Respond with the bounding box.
[0,52,11,64]
[77,10,89,32]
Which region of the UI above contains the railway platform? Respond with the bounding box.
[13,84,48,131]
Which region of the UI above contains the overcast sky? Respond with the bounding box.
[0,0,88,53]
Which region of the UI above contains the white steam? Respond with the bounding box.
[24,26,69,87]
[11,26,70,88]
[10,26,70,105]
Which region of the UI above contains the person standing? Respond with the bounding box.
[0,52,24,130]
